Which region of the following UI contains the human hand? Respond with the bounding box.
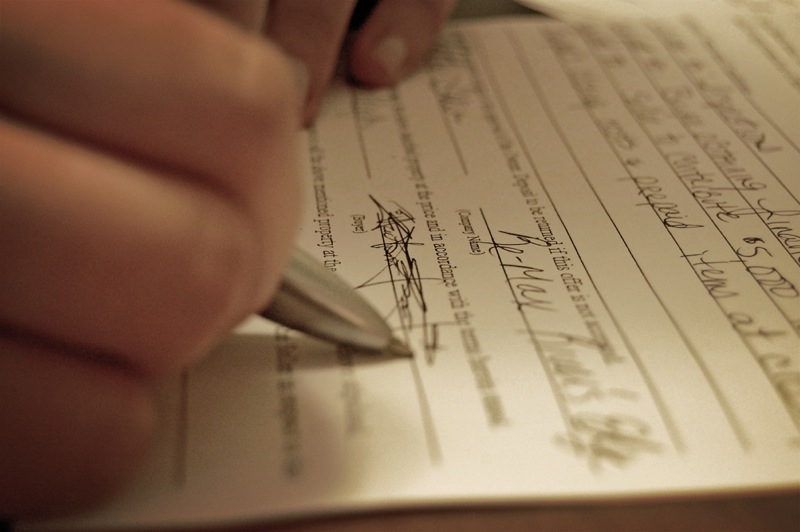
[1,0,455,519]
[0,0,302,517]
[199,0,457,124]
[269,0,456,123]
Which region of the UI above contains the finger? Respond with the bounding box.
[190,0,269,33]
[0,118,279,374]
[0,0,302,226]
[0,0,303,372]
[0,330,155,517]
[266,0,359,123]
[348,0,456,86]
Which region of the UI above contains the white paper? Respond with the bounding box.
[27,9,800,531]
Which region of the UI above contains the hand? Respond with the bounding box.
[0,0,454,519]
[0,0,302,516]
[199,0,457,124]
[269,0,456,123]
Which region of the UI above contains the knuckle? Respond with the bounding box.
[228,41,299,139]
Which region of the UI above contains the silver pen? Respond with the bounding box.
[259,248,412,357]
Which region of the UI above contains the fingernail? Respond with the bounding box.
[373,36,407,80]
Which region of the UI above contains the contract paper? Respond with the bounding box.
[29,8,800,530]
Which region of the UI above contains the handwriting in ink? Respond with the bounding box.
[682,250,740,300]
[486,231,557,312]
[558,412,662,472]
[714,197,800,224]
[359,196,444,363]
[629,175,703,229]
[728,312,787,340]
[477,227,558,313]
[747,265,799,299]
[736,236,773,259]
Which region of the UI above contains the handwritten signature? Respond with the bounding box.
[478,229,557,313]
[358,196,448,363]
[557,412,662,472]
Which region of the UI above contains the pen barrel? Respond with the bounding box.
[260,249,393,352]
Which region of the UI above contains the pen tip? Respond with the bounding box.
[386,337,413,358]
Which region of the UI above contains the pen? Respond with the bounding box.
[259,248,412,357]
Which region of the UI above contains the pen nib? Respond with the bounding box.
[386,337,413,358]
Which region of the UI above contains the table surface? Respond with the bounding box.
[154,491,797,532]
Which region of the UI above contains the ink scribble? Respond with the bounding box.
[358,196,444,363]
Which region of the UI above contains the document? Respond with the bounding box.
[29,5,800,530]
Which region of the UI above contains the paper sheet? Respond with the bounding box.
[514,0,800,27]
[29,8,800,530]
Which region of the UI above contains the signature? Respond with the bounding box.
[557,412,662,472]
[358,196,447,363]
[479,228,557,313]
